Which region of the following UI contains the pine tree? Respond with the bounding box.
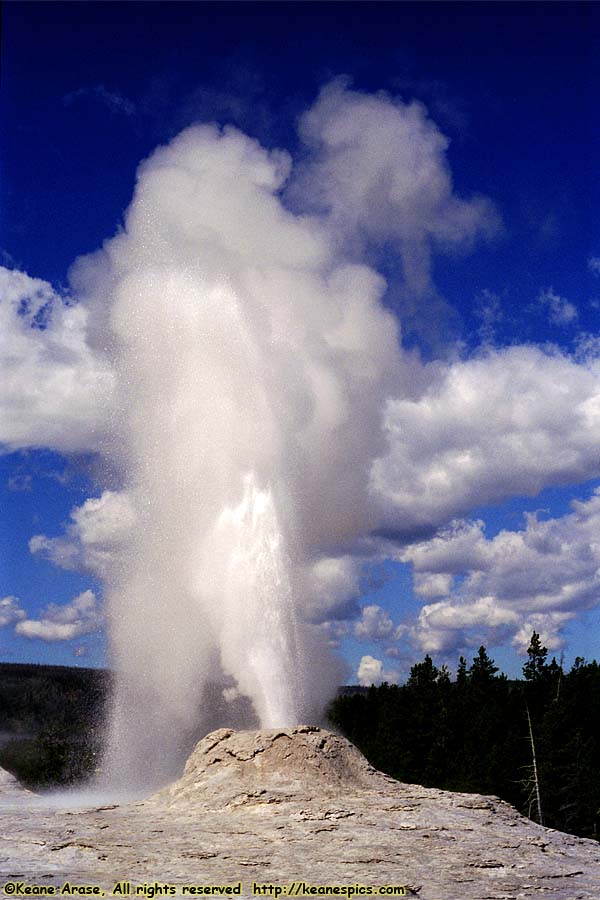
[407,654,439,688]
[523,631,548,681]
[469,645,499,683]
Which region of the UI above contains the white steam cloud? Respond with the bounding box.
[295,79,498,295]
[89,108,405,786]
[2,83,600,789]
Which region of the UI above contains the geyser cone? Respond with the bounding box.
[150,725,389,809]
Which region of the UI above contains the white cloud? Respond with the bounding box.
[538,286,578,326]
[512,613,574,654]
[29,534,80,571]
[70,491,131,543]
[0,267,114,453]
[408,597,521,654]
[574,333,600,362]
[356,654,398,686]
[357,655,383,686]
[399,489,600,654]
[15,590,102,642]
[403,519,491,574]
[0,596,25,628]
[413,572,454,599]
[372,345,600,535]
[354,604,395,641]
[29,490,135,577]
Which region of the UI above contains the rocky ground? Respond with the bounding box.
[1,726,599,900]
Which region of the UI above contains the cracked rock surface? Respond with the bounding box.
[1,727,599,899]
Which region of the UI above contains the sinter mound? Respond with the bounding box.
[153,725,391,808]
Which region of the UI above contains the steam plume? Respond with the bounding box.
[95,114,403,787]
[4,84,497,790]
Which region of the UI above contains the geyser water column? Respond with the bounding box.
[205,473,304,728]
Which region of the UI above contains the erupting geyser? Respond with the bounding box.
[92,112,401,790]
[52,81,495,791]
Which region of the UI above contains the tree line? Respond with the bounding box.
[328,634,600,841]
[0,662,109,787]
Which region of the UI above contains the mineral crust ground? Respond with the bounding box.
[1,726,599,900]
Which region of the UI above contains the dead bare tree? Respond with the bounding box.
[523,702,544,826]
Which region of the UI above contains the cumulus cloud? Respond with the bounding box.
[403,596,521,654]
[0,596,25,628]
[29,491,135,577]
[357,654,398,686]
[413,572,454,599]
[512,614,575,655]
[15,590,102,642]
[372,345,600,535]
[0,267,114,453]
[357,655,384,686]
[354,604,396,641]
[538,286,578,326]
[399,489,600,654]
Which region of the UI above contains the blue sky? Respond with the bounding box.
[1,1,599,684]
